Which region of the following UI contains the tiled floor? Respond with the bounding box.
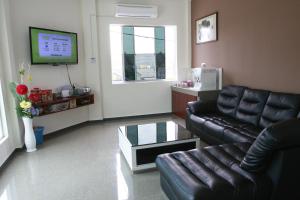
[0,114,189,200]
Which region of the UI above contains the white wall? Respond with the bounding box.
[0,0,191,166]
[81,0,104,121]
[9,0,90,134]
[95,0,191,118]
[7,0,191,129]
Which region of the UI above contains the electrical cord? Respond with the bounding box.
[66,64,75,90]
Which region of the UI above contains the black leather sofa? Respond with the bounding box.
[156,85,300,200]
[186,85,300,145]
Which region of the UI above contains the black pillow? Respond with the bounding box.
[240,119,300,172]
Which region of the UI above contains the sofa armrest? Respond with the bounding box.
[240,119,300,172]
[187,100,217,115]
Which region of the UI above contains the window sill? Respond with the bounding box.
[112,79,177,85]
[0,135,8,145]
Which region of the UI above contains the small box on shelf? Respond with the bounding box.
[49,102,69,113]
[30,88,53,104]
[69,99,77,109]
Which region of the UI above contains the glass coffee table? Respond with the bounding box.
[118,121,200,172]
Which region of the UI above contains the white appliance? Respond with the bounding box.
[115,4,158,18]
[192,67,223,90]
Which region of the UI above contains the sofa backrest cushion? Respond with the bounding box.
[298,112,300,118]
[236,89,269,126]
[240,119,300,172]
[217,85,246,118]
[259,92,300,128]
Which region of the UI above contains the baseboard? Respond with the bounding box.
[101,112,172,122]
[44,121,89,140]
[45,112,172,139]
[0,148,18,173]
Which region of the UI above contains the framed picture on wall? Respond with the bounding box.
[196,12,218,44]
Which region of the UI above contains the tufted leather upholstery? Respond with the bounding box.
[187,86,300,145]
[188,113,261,144]
[158,85,300,200]
[187,100,218,115]
[217,85,246,118]
[156,142,273,200]
[259,92,300,128]
[236,89,269,126]
[223,125,261,143]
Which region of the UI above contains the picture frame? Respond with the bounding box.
[196,12,218,44]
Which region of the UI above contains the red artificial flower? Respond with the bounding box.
[29,93,40,102]
[16,84,28,95]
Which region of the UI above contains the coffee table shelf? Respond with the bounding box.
[118,121,200,172]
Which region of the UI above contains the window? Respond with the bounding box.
[0,83,4,140]
[0,79,8,141]
[110,25,177,82]
[0,117,3,140]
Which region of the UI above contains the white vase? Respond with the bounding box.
[22,117,37,152]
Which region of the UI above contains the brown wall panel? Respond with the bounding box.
[191,0,300,93]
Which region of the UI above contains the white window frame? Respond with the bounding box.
[109,24,178,83]
[0,48,8,143]
[0,79,8,143]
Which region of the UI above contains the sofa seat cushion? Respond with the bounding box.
[189,113,214,133]
[203,114,247,128]
[189,113,215,126]
[190,114,248,129]
[189,114,257,143]
[156,143,272,200]
[223,125,262,143]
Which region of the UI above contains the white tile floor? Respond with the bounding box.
[0,114,187,200]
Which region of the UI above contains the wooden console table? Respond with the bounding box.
[171,86,219,119]
[33,94,94,116]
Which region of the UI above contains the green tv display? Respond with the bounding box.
[29,27,78,65]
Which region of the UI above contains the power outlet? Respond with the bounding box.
[90,57,96,64]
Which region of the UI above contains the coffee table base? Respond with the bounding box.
[119,131,200,172]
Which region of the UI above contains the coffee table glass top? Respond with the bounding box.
[118,121,197,147]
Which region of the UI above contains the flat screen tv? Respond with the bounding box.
[29,27,78,65]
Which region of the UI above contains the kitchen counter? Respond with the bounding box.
[171,86,220,100]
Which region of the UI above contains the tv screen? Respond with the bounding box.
[29,27,78,65]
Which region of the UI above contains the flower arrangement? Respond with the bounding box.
[9,63,39,118]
